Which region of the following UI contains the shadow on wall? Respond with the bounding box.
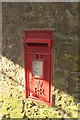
[2,2,79,105]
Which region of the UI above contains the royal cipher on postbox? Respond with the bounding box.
[24,30,54,106]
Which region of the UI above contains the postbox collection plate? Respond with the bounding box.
[32,60,43,78]
[24,30,54,106]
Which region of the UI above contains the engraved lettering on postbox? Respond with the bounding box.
[34,80,45,96]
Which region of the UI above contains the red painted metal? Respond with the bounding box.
[24,30,54,106]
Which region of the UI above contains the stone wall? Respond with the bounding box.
[2,2,79,102]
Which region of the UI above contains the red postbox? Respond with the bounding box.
[24,30,54,106]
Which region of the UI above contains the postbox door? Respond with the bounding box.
[27,53,51,103]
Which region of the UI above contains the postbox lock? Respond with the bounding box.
[36,54,39,59]
[24,30,54,106]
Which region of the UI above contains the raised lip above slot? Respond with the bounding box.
[24,38,51,47]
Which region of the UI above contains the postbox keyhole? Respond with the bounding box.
[36,54,39,59]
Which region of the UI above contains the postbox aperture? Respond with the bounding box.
[24,30,54,106]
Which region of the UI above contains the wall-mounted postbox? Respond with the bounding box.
[24,30,54,106]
